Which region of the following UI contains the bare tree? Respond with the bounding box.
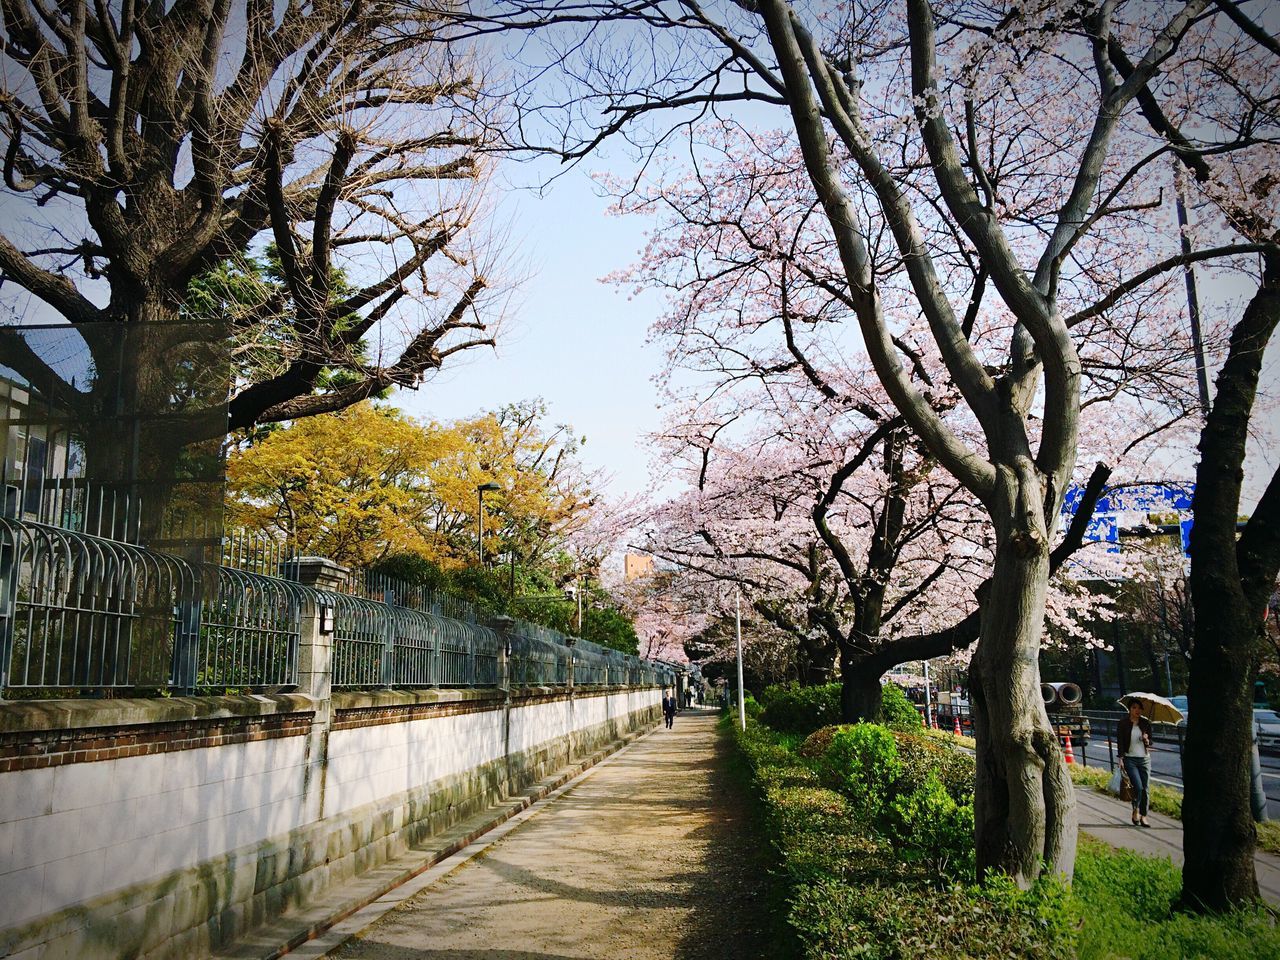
[0,0,501,533]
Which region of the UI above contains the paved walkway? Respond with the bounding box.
[1075,782,1280,903]
[325,711,776,959]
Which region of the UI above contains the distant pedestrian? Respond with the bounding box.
[663,694,676,729]
[685,688,693,708]
[1118,701,1153,827]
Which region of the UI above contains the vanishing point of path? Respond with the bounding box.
[328,711,782,960]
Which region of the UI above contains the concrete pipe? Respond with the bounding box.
[1054,682,1083,706]
[1041,683,1059,707]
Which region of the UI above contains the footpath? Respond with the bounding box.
[311,711,774,959]
[1074,783,1280,904]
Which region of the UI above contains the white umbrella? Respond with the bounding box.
[1118,692,1184,725]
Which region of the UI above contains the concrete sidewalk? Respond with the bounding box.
[320,710,773,959]
[1075,784,1280,904]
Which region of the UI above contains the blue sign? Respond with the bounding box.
[1061,481,1195,556]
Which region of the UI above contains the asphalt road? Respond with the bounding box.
[1075,734,1280,819]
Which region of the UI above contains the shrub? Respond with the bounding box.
[880,681,924,731]
[890,731,975,804]
[760,682,842,733]
[819,724,903,823]
[738,712,1280,960]
[885,772,976,880]
[798,724,843,759]
[788,875,1076,960]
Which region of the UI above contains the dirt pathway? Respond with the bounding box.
[327,710,779,960]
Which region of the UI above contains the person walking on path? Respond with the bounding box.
[663,694,676,729]
[1118,701,1154,827]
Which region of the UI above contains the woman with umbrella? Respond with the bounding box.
[1117,693,1182,827]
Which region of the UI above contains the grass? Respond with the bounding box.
[1074,836,1280,960]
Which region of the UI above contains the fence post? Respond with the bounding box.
[0,493,17,697]
[380,589,396,688]
[171,586,204,694]
[284,558,346,821]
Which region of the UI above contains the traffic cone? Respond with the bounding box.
[931,714,939,730]
[953,716,962,737]
[921,710,927,728]
[1062,732,1075,765]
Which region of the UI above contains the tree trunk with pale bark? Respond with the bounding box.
[969,464,1076,884]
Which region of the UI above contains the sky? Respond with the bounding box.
[391,162,671,501]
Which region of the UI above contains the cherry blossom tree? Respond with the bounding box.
[449,0,1276,887]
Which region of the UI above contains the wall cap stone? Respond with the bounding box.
[332,687,505,711]
[0,692,319,734]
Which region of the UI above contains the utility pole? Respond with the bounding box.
[736,587,745,732]
[1173,168,1211,415]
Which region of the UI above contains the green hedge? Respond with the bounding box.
[758,679,924,735]
[759,682,842,733]
[733,718,1073,958]
[732,715,1280,960]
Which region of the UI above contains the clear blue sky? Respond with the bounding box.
[392,162,668,499]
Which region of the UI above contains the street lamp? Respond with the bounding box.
[736,586,745,732]
[476,482,500,565]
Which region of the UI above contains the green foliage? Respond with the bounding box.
[737,712,1280,960]
[885,772,975,879]
[890,731,975,805]
[797,724,842,759]
[1073,840,1280,960]
[789,875,1076,960]
[880,681,925,731]
[731,717,1072,959]
[818,724,903,823]
[760,682,842,734]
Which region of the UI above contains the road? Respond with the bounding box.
[1075,733,1280,819]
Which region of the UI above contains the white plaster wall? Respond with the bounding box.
[0,687,661,936]
[324,708,507,818]
[0,734,313,931]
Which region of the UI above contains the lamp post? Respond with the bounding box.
[736,587,745,732]
[476,482,500,565]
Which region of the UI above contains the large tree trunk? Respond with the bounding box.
[798,632,838,685]
[969,464,1076,885]
[78,299,229,549]
[1181,262,1279,910]
[1181,613,1259,908]
[840,650,885,723]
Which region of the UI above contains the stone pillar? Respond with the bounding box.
[489,616,515,796]
[286,557,349,821]
[565,637,578,759]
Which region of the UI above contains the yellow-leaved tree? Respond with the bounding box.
[227,400,596,569]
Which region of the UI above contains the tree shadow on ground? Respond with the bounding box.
[672,720,798,960]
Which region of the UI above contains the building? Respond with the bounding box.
[623,553,656,582]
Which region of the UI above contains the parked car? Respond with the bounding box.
[1169,695,1188,722]
[1255,708,1280,754]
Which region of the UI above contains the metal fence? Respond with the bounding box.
[0,516,672,698]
